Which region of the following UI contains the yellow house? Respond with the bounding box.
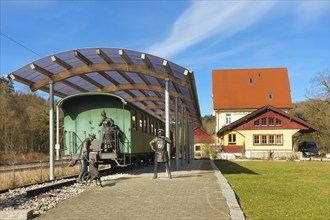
[217,105,317,159]
[212,68,293,146]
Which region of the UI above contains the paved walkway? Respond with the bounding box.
[36,159,244,220]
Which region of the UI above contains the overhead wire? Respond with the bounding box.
[1,32,43,58]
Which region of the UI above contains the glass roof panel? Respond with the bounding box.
[114,90,132,99]
[145,90,157,96]
[30,73,47,82]
[130,90,144,97]
[125,49,144,66]
[106,71,128,84]
[179,85,190,97]
[143,100,155,106]
[86,72,114,87]
[170,62,185,80]
[125,72,144,84]
[65,76,98,91]
[132,102,144,108]
[145,75,160,86]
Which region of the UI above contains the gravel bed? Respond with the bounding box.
[0,173,129,217]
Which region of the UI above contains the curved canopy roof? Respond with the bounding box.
[9,48,201,125]
[57,92,128,107]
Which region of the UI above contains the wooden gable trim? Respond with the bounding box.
[217,105,317,136]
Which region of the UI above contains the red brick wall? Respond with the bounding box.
[223,145,242,153]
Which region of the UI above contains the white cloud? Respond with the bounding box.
[178,41,263,69]
[147,1,276,58]
[294,1,329,28]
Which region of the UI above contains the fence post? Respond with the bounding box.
[12,163,15,188]
[40,161,43,182]
[62,158,64,177]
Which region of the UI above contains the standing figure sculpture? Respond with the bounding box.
[77,133,95,184]
[149,129,172,179]
[99,110,115,150]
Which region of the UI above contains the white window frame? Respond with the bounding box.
[226,113,232,125]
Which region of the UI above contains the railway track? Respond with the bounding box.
[0,161,150,196]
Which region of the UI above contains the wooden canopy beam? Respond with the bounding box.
[30,63,187,92]
[51,56,73,70]
[100,84,193,102]
[141,103,194,112]
[79,75,104,89]
[119,49,133,65]
[127,96,173,103]
[141,53,154,69]
[74,50,93,65]
[30,63,53,77]
[96,49,114,64]
[98,71,119,86]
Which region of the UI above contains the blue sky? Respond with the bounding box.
[1,1,329,116]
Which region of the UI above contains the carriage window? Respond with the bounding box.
[131,110,137,131]
[144,116,148,133]
[139,113,143,131]
[154,122,158,135]
[151,119,154,135]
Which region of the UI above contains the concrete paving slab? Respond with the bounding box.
[35,159,243,220]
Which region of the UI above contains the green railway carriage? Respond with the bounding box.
[58,92,164,166]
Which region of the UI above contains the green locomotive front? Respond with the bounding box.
[58,92,163,166]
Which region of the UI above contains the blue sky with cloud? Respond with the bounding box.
[1,1,329,116]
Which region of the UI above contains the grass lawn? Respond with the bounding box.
[215,160,330,220]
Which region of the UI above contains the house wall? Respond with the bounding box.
[223,131,245,146]
[214,110,253,131]
[240,129,299,151]
[214,109,290,134]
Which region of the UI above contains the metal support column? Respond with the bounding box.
[181,106,185,167]
[55,105,60,161]
[165,78,170,175]
[190,125,195,160]
[190,123,194,160]
[175,96,179,170]
[186,114,189,164]
[49,81,54,181]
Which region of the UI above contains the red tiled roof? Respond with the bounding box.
[194,127,214,143]
[212,68,293,109]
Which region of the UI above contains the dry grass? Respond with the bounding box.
[0,151,50,166]
[0,164,80,190]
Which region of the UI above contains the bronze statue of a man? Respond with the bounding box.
[149,129,172,179]
[77,133,95,184]
[99,110,115,150]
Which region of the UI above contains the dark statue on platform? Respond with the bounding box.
[77,133,95,184]
[99,110,116,150]
[86,158,103,187]
[149,129,172,179]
